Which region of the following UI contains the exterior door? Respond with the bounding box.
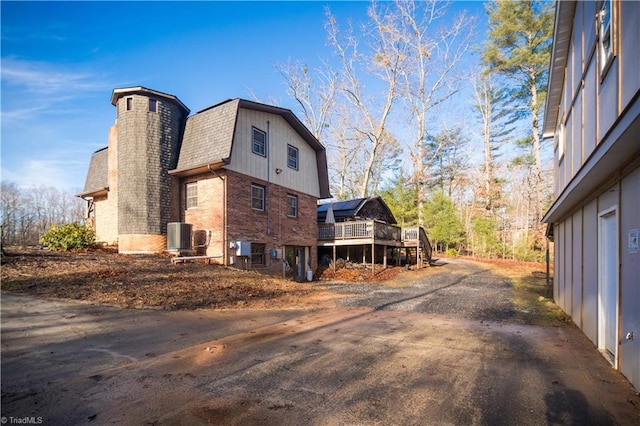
[598,209,618,364]
[285,246,306,281]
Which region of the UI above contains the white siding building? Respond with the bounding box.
[542,0,640,390]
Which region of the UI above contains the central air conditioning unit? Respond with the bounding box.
[167,222,193,252]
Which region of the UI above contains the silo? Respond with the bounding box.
[110,87,190,253]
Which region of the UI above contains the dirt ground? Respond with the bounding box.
[0,247,338,310]
[0,247,548,313]
[2,254,638,425]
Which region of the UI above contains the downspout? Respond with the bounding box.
[208,165,227,265]
[266,120,271,236]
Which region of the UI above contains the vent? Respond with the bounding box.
[167,222,193,251]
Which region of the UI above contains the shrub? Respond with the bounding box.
[445,248,459,257]
[40,222,96,251]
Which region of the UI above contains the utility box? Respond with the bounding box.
[235,241,251,256]
[270,248,282,259]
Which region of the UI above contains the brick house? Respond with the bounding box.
[542,1,639,389]
[78,87,331,277]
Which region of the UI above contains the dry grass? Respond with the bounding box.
[2,247,569,325]
[0,247,334,310]
[460,256,570,326]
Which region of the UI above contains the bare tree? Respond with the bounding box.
[277,59,337,142]
[393,0,476,226]
[325,3,405,197]
[0,181,84,247]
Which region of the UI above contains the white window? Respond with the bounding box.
[149,99,157,113]
[558,122,565,163]
[251,184,265,211]
[287,144,299,170]
[186,183,197,209]
[598,0,613,74]
[287,194,298,217]
[252,127,266,157]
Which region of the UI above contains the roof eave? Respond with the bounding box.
[542,1,577,137]
[111,86,190,114]
[168,160,227,177]
[76,187,109,199]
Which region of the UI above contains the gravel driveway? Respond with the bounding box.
[323,259,516,320]
[2,259,639,425]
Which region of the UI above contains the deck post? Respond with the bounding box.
[383,245,387,268]
[371,243,375,276]
[333,245,336,271]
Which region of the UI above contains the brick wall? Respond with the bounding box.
[182,172,226,260]
[94,194,118,245]
[119,234,167,254]
[225,169,318,274]
[177,169,319,273]
[93,124,119,245]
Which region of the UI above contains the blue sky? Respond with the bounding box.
[1,1,487,192]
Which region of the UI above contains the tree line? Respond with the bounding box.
[1,181,84,247]
[278,0,554,261]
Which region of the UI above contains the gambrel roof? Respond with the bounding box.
[78,93,331,200]
[77,147,108,198]
[169,98,331,199]
[171,99,240,174]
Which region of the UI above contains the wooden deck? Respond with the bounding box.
[318,220,432,272]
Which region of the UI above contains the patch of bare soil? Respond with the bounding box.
[316,264,406,282]
[0,247,337,310]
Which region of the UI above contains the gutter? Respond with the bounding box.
[208,164,228,266]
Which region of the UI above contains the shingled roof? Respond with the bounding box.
[77,147,108,198]
[171,99,240,175]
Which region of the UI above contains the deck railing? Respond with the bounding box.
[318,220,402,241]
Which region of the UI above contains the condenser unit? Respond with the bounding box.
[167,222,193,251]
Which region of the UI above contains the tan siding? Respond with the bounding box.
[228,109,321,197]
[557,221,565,310]
[553,223,560,302]
[564,216,573,316]
[565,111,573,185]
[584,60,597,158]
[620,1,640,110]
[571,210,583,326]
[582,199,598,344]
[620,166,640,389]
[573,91,583,175]
[568,40,576,104]
[598,60,619,143]
[583,1,597,57]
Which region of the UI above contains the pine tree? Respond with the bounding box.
[482,0,554,241]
